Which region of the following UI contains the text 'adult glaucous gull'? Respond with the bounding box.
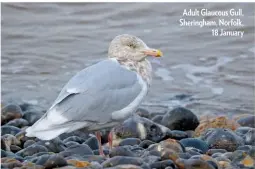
[25,34,163,155]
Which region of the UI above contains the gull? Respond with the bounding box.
[26,34,163,155]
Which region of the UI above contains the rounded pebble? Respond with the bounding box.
[161,107,199,131]
[180,138,209,154]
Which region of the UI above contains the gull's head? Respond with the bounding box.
[108,34,163,61]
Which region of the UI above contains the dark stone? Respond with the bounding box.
[1,149,7,157]
[59,144,93,157]
[63,136,85,144]
[237,115,255,128]
[211,152,223,158]
[178,152,192,159]
[243,128,255,145]
[207,161,219,169]
[102,156,144,168]
[67,155,106,163]
[180,138,209,154]
[32,154,51,164]
[237,145,253,152]
[5,118,29,128]
[65,141,80,147]
[201,128,244,152]
[151,115,163,124]
[109,146,136,157]
[43,154,68,169]
[161,107,199,131]
[215,156,231,162]
[59,130,89,141]
[1,126,21,136]
[112,115,170,143]
[136,108,151,119]
[24,140,36,148]
[16,144,48,157]
[84,136,99,150]
[207,149,227,156]
[221,152,234,161]
[36,137,66,153]
[139,140,155,149]
[119,138,141,146]
[22,111,44,126]
[150,160,175,169]
[142,155,160,165]
[235,127,252,135]
[167,130,189,140]
[10,145,22,153]
[1,104,23,124]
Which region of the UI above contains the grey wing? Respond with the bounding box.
[47,59,146,124]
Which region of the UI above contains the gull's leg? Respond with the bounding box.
[108,131,113,150]
[95,131,104,156]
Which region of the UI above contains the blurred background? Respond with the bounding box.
[1,3,254,115]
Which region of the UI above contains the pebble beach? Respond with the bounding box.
[1,102,254,169]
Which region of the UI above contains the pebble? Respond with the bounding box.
[63,136,85,144]
[119,138,141,146]
[23,140,36,148]
[237,115,255,128]
[15,130,34,145]
[243,128,255,145]
[16,144,48,157]
[151,115,163,124]
[195,116,240,137]
[10,145,22,153]
[67,159,91,168]
[150,160,175,169]
[180,138,209,154]
[43,154,68,169]
[201,128,244,151]
[104,164,142,169]
[1,125,21,136]
[206,149,228,156]
[83,136,99,150]
[59,144,93,157]
[167,130,189,140]
[1,134,21,151]
[102,156,144,168]
[175,158,216,169]
[1,104,23,124]
[135,108,151,119]
[109,146,136,157]
[5,118,29,128]
[36,137,66,153]
[22,111,44,126]
[65,141,80,147]
[112,115,170,143]
[139,140,155,149]
[161,107,199,131]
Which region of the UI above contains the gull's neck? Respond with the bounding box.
[115,58,152,86]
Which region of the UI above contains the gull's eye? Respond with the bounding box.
[127,44,136,48]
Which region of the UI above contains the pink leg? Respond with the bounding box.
[108,131,113,150]
[95,131,104,156]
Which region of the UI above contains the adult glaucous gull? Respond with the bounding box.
[25,34,163,155]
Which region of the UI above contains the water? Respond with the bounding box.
[1,3,255,115]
